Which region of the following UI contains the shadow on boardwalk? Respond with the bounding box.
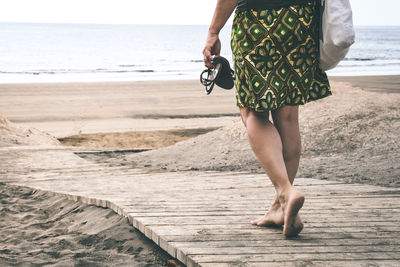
[1,147,400,266]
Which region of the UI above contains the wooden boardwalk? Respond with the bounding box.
[1,146,400,266]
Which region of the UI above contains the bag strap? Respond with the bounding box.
[319,0,326,42]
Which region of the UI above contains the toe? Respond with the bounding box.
[256,219,266,226]
[251,216,263,225]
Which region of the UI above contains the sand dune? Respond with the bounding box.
[86,81,400,188]
[0,116,60,147]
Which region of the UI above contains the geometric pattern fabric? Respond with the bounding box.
[231,0,331,111]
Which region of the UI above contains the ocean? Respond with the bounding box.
[0,22,399,83]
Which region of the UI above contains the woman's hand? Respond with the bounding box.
[203,31,221,69]
[202,0,237,68]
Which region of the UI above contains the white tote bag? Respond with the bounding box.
[319,0,356,71]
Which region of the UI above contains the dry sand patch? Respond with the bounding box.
[58,127,220,150]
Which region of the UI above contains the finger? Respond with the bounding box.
[203,49,214,68]
[205,59,214,69]
[205,62,213,69]
[203,49,212,62]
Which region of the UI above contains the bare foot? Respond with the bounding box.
[251,201,284,227]
[282,188,304,237]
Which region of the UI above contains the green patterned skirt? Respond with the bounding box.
[231,0,331,112]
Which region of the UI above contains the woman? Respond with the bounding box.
[203,0,331,237]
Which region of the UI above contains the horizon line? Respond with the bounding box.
[1,21,400,27]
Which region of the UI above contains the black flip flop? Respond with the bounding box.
[213,56,235,90]
[200,56,235,95]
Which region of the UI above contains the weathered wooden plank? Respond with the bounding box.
[120,208,400,217]
[125,209,400,217]
[198,260,400,267]
[138,221,400,229]
[115,195,400,204]
[182,247,400,265]
[134,215,400,225]
[13,170,398,194]
[110,195,400,205]
[162,231,400,242]
[187,252,400,264]
[116,199,400,210]
[170,238,400,248]
[129,220,400,229]
[178,245,400,255]
[149,225,400,236]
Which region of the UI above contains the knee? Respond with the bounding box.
[240,108,269,128]
[272,106,299,125]
[279,112,298,125]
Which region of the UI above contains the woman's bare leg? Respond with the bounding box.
[240,107,304,236]
[251,106,303,226]
[272,106,303,235]
[242,110,285,226]
[271,106,301,184]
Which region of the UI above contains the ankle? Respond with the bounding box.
[273,195,280,205]
[277,186,295,206]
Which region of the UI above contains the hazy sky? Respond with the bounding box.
[1,0,399,26]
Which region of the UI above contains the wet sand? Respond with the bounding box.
[0,80,238,137]
[330,75,400,93]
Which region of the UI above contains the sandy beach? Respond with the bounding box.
[0,80,238,138]
[1,75,399,265]
[0,183,180,266]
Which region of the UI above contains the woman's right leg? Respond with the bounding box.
[271,106,301,184]
[271,106,303,233]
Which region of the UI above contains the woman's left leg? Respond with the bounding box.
[250,106,304,234]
